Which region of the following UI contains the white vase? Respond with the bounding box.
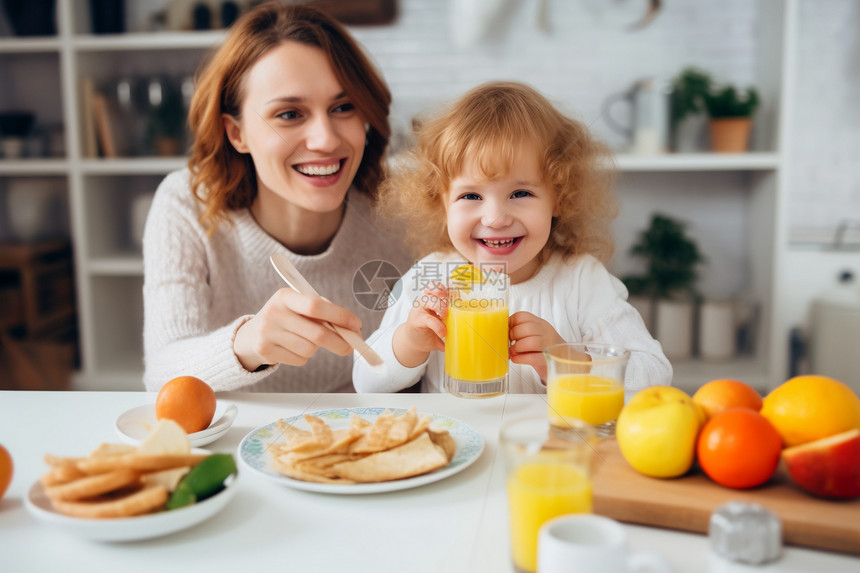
[699,300,736,362]
[655,299,694,360]
[130,192,155,250]
[6,178,62,241]
[627,295,654,333]
[672,115,707,153]
[1,136,24,158]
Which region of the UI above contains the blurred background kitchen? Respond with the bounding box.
[0,0,857,395]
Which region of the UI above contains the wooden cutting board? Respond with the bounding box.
[591,439,860,555]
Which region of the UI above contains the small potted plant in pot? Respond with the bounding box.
[703,84,760,153]
[621,214,706,360]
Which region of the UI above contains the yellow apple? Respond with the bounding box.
[616,385,704,478]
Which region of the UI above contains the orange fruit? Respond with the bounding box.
[697,408,782,489]
[760,375,860,447]
[155,376,216,434]
[692,379,762,420]
[0,444,12,501]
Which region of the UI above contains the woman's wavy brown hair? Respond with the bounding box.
[188,2,391,235]
[380,81,618,265]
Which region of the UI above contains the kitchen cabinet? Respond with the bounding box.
[0,0,798,391]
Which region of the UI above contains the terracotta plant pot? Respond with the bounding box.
[709,118,752,153]
[154,137,180,157]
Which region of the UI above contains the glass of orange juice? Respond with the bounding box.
[543,343,630,437]
[501,416,595,573]
[443,268,509,398]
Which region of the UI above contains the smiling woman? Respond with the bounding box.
[141,4,412,394]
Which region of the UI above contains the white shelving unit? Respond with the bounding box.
[0,0,797,392]
[0,1,215,390]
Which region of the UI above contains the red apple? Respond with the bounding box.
[782,428,860,499]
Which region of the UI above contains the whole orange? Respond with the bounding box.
[692,379,762,420]
[155,376,216,434]
[697,408,782,489]
[760,375,860,447]
[0,444,12,501]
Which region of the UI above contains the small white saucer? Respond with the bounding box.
[116,402,238,447]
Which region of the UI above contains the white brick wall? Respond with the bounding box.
[787,0,860,241]
[351,0,761,151]
[124,0,855,242]
[349,0,766,299]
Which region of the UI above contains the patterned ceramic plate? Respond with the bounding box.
[237,407,484,495]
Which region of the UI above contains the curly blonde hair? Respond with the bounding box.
[380,81,618,265]
[187,3,391,235]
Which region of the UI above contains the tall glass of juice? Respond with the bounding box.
[501,416,595,573]
[444,270,509,398]
[543,343,630,437]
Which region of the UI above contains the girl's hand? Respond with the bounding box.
[392,282,448,368]
[509,311,565,381]
[233,288,363,371]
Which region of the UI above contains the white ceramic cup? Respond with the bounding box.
[537,515,672,573]
[130,192,155,250]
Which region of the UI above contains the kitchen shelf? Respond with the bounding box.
[671,357,769,394]
[0,159,70,175]
[79,157,187,175]
[73,371,146,391]
[0,37,61,53]
[615,152,781,172]
[71,31,226,51]
[87,256,144,276]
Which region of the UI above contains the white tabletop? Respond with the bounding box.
[0,391,857,573]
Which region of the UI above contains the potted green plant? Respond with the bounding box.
[702,84,760,152]
[622,214,706,359]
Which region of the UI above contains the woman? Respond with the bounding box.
[142,3,412,392]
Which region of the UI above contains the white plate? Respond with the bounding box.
[115,402,238,447]
[25,467,239,542]
[237,407,484,495]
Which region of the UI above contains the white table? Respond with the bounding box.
[0,391,857,573]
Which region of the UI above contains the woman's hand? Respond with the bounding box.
[233,288,363,371]
[392,282,448,368]
[509,311,565,381]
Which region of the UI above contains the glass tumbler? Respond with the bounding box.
[544,343,630,437]
[501,416,596,573]
[443,272,509,398]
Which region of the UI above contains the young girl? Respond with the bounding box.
[353,82,671,393]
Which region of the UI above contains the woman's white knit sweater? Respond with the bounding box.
[142,169,413,393]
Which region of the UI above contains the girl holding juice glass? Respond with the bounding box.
[353,82,671,394]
